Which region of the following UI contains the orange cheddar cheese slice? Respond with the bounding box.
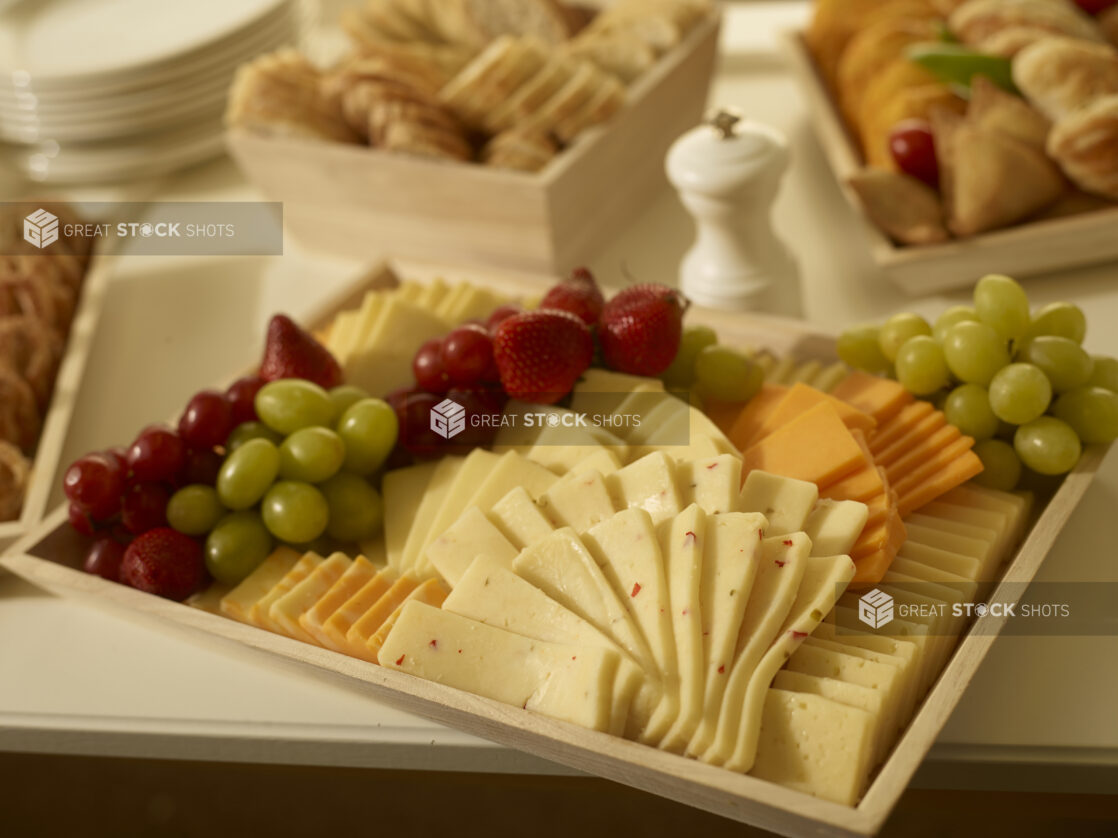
[270,553,352,643]
[301,556,381,648]
[883,424,961,486]
[365,578,450,659]
[702,396,750,438]
[851,511,906,561]
[728,384,788,450]
[322,571,394,653]
[868,401,935,458]
[851,548,895,587]
[344,575,422,662]
[249,552,324,634]
[220,547,301,624]
[820,463,886,502]
[895,448,984,517]
[875,411,948,468]
[892,435,977,505]
[752,382,877,443]
[831,371,913,424]
[862,493,893,530]
[742,403,865,488]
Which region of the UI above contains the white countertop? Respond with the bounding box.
[3,1,1117,788]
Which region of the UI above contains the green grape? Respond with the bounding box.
[974,274,1030,340]
[942,320,1010,386]
[878,312,932,362]
[279,427,345,483]
[319,472,384,543]
[894,335,950,395]
[205,511,273,585]
[972,439,1022,491]
[217,437,280,510]
[262,481,329,544]
[1020,336,1093,393]
[328,385,370,423]
[225,421,282,453]
[1026,301,1086,344]
[933,305,978,343]
[1087,356,1118,393]
[836,324,890,374]
[1052,386,1118,444]
[1014,416,1082,476]
[943,384,999,441]
[255,379,333,435]
[166,485,225,536]
[988,363,1052,425]
[337,399,399,475]
[693,345,763,402]
[661,325,718,388]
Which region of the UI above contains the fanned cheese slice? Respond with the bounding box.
[249,552,324,634]
[322,571,393,653]
[380,601,620,733]
[220,546,301,624]
[740,471,819,536]
[301,556,381,648]
[607,452,684,525]
[427,506,520,587]
[537,469,616,532]
[397,456,465,574]
[489,486,555,549]
[383,462,440,570]
[675,454,742,515]
[270,553,351,643]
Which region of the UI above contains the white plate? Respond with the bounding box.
[0,0,287,83]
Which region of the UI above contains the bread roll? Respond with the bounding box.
[1047,94,1118,200]
[950,0,1104,48]
[1013,37,1118,121]
[847,169,950,245]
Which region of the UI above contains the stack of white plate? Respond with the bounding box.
[0,0,304,184]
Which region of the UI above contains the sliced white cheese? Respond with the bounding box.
[383,462,440,572]
[571,369,664,416]
[656,505,707,753]
[427,506,520,587]
[896,540,981,582]
[740,471,820,536]
[802,636,914,738]
[830,603,933,708]
[537,469,616,532]
[889,556,979,604]
[524,444,624,477]
[903,522,996,581]
[397,456,465,576]
[489,486,555,549]
[803,498,869,557]
[675,454,743,515]
[607,451,684,525]
[918,500,1013,569]
[772,670,887,765]
[444,556,643,736]
[750,688,875,807]
[466,451,558,513]
[380,601,619,732]
[394,280,424,303]
[442,284,506,324]
[415,277,449,311]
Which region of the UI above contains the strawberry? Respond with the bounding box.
[486,303,522,335]
[599,284,686,376]
[119,528,206,601]
[493,311,593,404]
[259,314,342,388]
[539,267,605,327]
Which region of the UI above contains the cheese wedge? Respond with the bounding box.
[727,384,788,450]
[753,382,876,441]
[427,506,520,587]
[741,403,865,488]
[772,670,888,765]
[740,471,819,536]
[697,533,810,763]
[831,371,912,424]
[463,451,559,513]
[444,557,644,736]
[380,601,620,732]
[750,688,875,806]
[675,454,742,515]
[489,486,555,549]
[723,553,857,772]
[270,553,352,643]
[220,546,301,624]
[322,571,394,653]
[537,469,616,532]
[383,462,440,571]
[300,556,381,648]
[607,451,684,525]
[397,455,466,575]
[249,552,325,634]
[656,506,707,752]
[804,499,870,557]
[365,578,449,660]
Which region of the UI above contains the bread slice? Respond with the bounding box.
[527,60,601,137]
[486,55,577,132]
[381,120,473,161]
[439,36,520,117]
[360,0,437,43]
[563,31,657,84]
[483,128,558,172]
[457,38,549,130]
[553,75,626,143]
[464,0,572,45]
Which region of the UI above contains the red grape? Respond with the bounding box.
[889,119,939,189]
[226,376,264,425]
[179,390,234,451]
[442,324,498,386]
[445,386,503,448]
[486,304,522,334]
[127,425,186,484]
[413,339,450,393]
[68,503,99,537]
[182,447,223,485]
[63,452,125,520]
[121,482,170,534]
[106,446,130,477]
[397,391,449,458]
[83,538,125,581]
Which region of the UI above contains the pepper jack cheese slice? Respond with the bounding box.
[249,552,324,634]
[675,454,742,515]
[696,533,810,763]
[489,486,555,549]
[444,557,644,736]
[656,505,707,753]
[427,506,520,587]
[365,578,449,659]
[396,456,464,575]
[537,469,616,532]
[740,471,819,536]
[461,451,559,515]
[220,546,301,624]
[270,553,352,643]
[804,499,870,557]
[382,462,440,570]
[607,452,684,525]
[723,553,857,773]
[524,442,623,476]
[300,556,381,648]
[380,601,620,733]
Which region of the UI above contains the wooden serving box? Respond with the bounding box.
[1,265,1110,837]
[0,252,112,548]
[782,32,1118,295]
[225,12,721,276]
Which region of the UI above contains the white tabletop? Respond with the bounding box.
[3,2,1117,788]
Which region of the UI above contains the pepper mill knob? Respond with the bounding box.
[666,108,800,313]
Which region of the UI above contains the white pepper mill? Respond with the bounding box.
[666,109,801,315]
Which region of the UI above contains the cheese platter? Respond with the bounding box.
[3,260,1115,836]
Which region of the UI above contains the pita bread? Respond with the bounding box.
[847,168,950,245]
